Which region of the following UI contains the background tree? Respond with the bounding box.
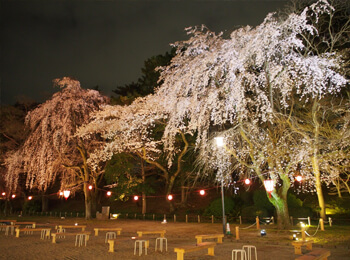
[4,77,108,219]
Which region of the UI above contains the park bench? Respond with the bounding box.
[174,242,216,260]
[295,249,331,260]
[195,234,224,244]
[51,231,91,243]
[15,227,51,238]
[136,230,166,248]
[292,239,314,255]
[16,222,36,228]
[56,225,86,232]
[94,227,122,236]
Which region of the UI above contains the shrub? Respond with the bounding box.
[204,196,235,216]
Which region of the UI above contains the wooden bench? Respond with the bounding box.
[16,222,36,228]
[136,230,166,238]
[295,249,331,260]
[57,225,86,232]
[51,231,91,243]
[292,239,314,255]
[0,219,17,224]
[174,242,216,260]
[94,227,122,236]
[195,234,224,244]
[15,227,51,238]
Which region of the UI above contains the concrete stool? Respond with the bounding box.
[75,234,88,247]
[134,240,147,256]
[24,225,33,234]
[243,245,257,260]
[105,231,117,243]
[232,249,247,260]
[5,225,15,236]
[40,229,50,240]
[155,237,167,252]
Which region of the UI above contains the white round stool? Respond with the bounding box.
[134,240,147,256]
[155,237,168,252]
[243,245,257,260]
[232,249,247,260]
[105,231,117,243]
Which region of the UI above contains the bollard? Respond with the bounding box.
[198,215,200,223]
[174,214,176,223]
[256,216,260,229]
[235,226,240,240]
[239,216,242,225]
[320,218,324,231]
[211,215,214,224]
[329,217,332,227]
[143,214,145,220]
[186,214,188,223]
[308,217,311,226]
[153,214,155,221]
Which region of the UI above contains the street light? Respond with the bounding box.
[215,136,226,235]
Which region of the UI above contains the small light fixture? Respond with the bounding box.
[260,229,266,237]
[11,194,16,199]
[106,191,112,196]
[75,223,78,226]
[1,192,5,196]
[133,195,139,201]
[244,179,251,185]
[199,190,205,196]
[59,191,63,196]
[167,194,173,201]
[63,190,71,199]
[264,179,274,198]
[28,196,33,200]
[296,175,303,182]
[215,136,224,147]
[88,185,93,190]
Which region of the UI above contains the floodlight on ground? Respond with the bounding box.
[214,136,225,147]
[263,179,274,197]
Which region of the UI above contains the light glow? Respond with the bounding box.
[244,179,251,185]
[199,190,205,196]
[11,194,16,198]
[88,185,93,190]
[134,195,139,201]
[107,191,112,196]
[63,190,71,199]
[264,179,274,197]
[296,175,303,182]
[167,194,173,201]
[28,196,33,200]
[214,136,224,147]
[1,192,5,196]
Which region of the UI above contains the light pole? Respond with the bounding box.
[215,136,226,235]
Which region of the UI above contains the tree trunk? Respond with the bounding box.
[83,182,92,220]
[166,176,176,213]
[141,158,146,214]
[41,193,48,212]
[311,154,326,220]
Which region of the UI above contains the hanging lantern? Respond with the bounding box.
[59,191,63,196]
[244,179,251,185]
[106,191,112,196]
[88,185,93,190]
[167,194,173,201]
[1,192,5,196]
[199,190,205,196]
[63,190,71,200]
[11,194,16,199]
[263,179,274,198]
[133,195,139,201]
[28,196,33,200]
[295,175,303,182]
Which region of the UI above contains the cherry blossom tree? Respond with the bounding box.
[153,0,347,228]
[4,77,108,219]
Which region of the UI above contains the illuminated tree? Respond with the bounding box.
[4,77,108,219]
[153,0,347,228]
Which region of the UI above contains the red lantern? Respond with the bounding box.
[106,191,112,196]
[63,190,71,200]
[1,192,5,196]
[199,190,205,196]
[244,179,251,185]
[167,194,173,201]
[11,194,16,199]
[28,196,33,200]
[263,179,274,198]
[134,195,139,201]
[295,175,303,182]
[88,185,93,190]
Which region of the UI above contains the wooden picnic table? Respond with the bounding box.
[94,227,122,236]
[16,222,36,228]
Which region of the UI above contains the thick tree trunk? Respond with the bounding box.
[311,155,326,220]
[41,194,48,212]
[166,176,176,213]
[141,158,146,214]
[84,182,92,220]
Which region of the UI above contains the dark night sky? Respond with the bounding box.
[0,0,289,105]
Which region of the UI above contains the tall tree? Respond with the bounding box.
[4,77,108,219]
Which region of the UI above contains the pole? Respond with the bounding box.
[221,179,226,235]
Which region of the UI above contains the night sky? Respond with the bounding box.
[1,0,289,105]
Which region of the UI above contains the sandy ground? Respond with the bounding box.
[0,218,349,260]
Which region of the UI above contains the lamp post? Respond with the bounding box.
[215,136,226,235]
